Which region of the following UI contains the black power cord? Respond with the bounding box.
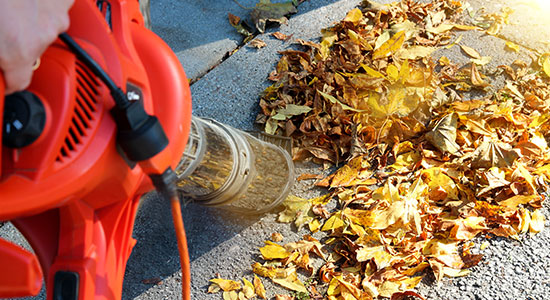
[58,32,169,163]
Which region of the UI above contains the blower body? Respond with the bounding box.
[0,0,192,298]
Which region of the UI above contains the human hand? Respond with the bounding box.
[0,0,74,95]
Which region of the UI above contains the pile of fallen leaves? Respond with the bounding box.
[209,0,550,299]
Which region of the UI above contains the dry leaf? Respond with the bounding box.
[505,41,520,52]
[260,241,291,260]
[470,63,490,87]
[271,232,284,242]
[471,140,520,168]
[254,275,267,299]
[460,45,481,59]
[373,31,406,59]
[249,39,267,49]
[210,278,242,292]
[272,31,290,41]
[425,113,461,155]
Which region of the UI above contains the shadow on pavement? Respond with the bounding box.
[122,192,264,299]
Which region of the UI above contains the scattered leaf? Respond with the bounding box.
[249,39,267,49]
[460,45,481,59]
[505,41,520,52]
[210,278,242,292]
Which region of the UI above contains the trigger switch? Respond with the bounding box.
[2,91,46,148]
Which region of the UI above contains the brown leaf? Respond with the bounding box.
[470,63,490,87]
[297,173,323,181]
[271,232,284,242]
[390,291,426,300]
[228,13,240,26]
[425,113,461,155]
[249,39,267,49]
[471,140,520,168]
[272,31,290,41]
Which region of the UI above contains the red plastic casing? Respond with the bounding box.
[0,0,192,298]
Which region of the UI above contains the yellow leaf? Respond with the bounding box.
[499,195,538,209]
[271,269,308,293]
[445,34,463,49]
[399,60,410,84]
[480,241,490,250]
[367,84,418,119]
[505,41,520,52]
[453,24,479,30]
[356,245,394,269]
[471,56,492,66]
[529,210,545,233]
[242,278,256,299]
[252,262,278,278]
[389,151,421,171]
[486,22,501,35]
[395,46,436,60]
[372,31,406,60]
[374,31,390,50]
[210,278,242,292]
[439,56,451,66]
[460,44,481,59]
[335,276,362,299]
[518,208,531,234]
[327,277,341,296]
[442,267,470,278]
[470,63,490,87]
[421,167,459,200]
[318,90,367,112]
[208,283,222,293]
[344,8,363,25]
[310,194,332,205]
[378,277,421,297]
[543,56,550,77]
[223,291,239,300]
[253,275,267,299]
[427,23,454,34]
[386,64,399,81]
[260,241,291,260]
[322,214,346,231]
[278,195,313,229]
[360,64,385,78]
[308,218,321,232]
[529,114,550,128]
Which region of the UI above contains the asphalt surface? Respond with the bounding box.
[4,0,550,299]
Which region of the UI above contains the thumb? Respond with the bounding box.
[3,64,33,95]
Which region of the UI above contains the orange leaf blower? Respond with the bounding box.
[0,0,192,299]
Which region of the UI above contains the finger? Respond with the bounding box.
[3,65,33,95]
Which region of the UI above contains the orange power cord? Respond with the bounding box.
[170,195,191,300]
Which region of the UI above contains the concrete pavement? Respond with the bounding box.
[4,0,550,299]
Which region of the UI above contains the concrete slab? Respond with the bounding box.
[150,0,257,81]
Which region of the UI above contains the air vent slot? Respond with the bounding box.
[56,62,100,163]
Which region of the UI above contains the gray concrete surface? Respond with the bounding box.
[4,0,550,300]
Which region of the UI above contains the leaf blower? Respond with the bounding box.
[0,0,192,299]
